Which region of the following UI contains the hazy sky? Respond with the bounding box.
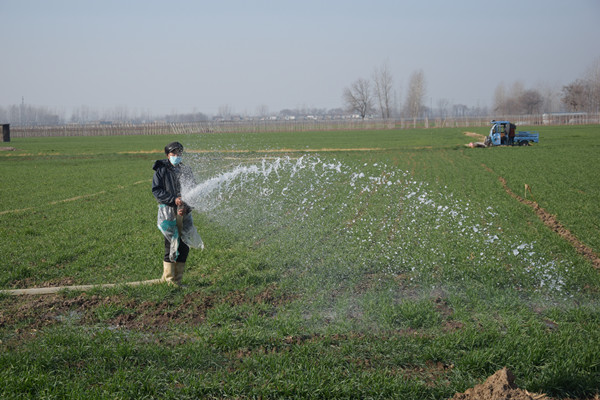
[2,0,599,116]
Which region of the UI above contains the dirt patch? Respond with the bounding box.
[483,163,600,270]
[107,293,214,330]
[0,293,118,331]
[0,146,16,151]
[451,368,548,400]
[123,284,295,330]
[0,283,294,332]
[434,297,465,333]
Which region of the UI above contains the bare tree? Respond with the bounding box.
[561,80,587,111]
[494,80,527,114]
[519,89,543,114]
[505,81,525,114]
[71,105,95,123]
[493,82,507,114]
[536,82,562,113]
[437,98,450,124]
[453,104,468,118]
[394,83,402,118]
[1,100,62,126]
[218,104,234,120]
[372,62,394,119]
[113,105,130,122]
[559,59,600,113]
[404,69,426,126]
[256,104,269,118]
[343,78,374,119]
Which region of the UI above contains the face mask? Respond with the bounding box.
[169,155,182,166]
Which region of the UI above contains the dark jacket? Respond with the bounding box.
[152,159,194,207]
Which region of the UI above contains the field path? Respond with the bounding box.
[483,163,600,269]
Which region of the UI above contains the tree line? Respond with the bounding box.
[0,103,211,127]
[560,62,600,113]
[343,58,600,121]
[493,57,600,115]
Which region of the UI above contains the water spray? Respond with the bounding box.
[178,154,573,299]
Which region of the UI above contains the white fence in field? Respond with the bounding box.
[10,119,393,137]
[7,113,600,138]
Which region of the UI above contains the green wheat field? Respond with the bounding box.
[1,125,599,399]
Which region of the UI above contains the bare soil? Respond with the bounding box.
[451,368,548,400]
[0,283,293,333]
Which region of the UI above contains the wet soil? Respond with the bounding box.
[0,284,292,333]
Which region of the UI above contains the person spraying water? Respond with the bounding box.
[152,141,203,286]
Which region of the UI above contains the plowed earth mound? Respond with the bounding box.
[451,368,548,400]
